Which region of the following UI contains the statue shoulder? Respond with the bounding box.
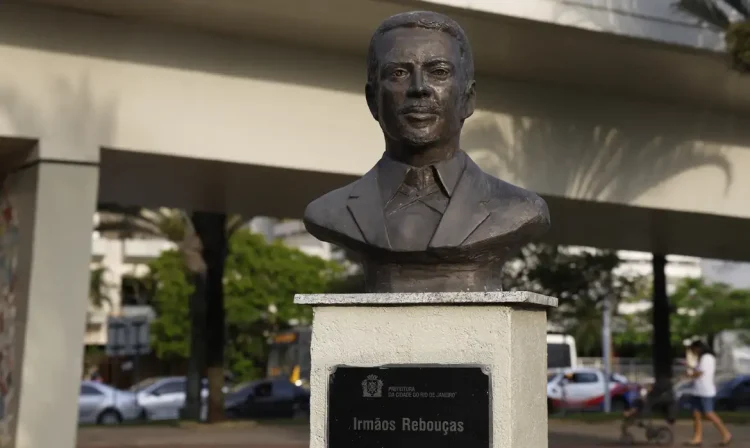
[484,173,550,234]
[303,181,363,246]
[303,182,355,229]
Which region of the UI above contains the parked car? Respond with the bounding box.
[132,375,232,421]
[224,378,309,419]
[78,381,141,425]
[132,376,191,421]
[678,375,750,412]
[547,368,632,413]
[715,375,750,411]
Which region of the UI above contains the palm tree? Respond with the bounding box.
[675,0,750,72]
[89,265,113,309]
[96,204,245,423]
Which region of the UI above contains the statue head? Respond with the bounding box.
[366,11,476,164]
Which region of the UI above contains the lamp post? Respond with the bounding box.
[602,295,613,413]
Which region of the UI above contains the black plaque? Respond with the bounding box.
[328,365,491,448]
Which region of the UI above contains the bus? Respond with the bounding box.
[266,327,577,387]
[266,327,312,388]
[547,332,578,371]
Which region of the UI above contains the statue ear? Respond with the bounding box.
[365,83,379,121]
[462,80,476,120]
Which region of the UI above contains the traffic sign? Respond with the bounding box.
[106,316,151,357]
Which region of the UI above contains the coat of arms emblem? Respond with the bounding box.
[361,374,383,398]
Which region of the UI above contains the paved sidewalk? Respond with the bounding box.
[78,422,308,448]
[77,420,748,448]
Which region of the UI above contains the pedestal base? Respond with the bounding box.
[294,292,557,448]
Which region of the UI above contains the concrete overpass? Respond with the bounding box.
[1,0,750,447]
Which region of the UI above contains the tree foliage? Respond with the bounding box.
[670,278,750,342]
[675,0,750,72]
[147,230,344,380]
[148,251,193,359]
[96,205,245,242]
[89,265,113,309]
[614,277,750,356]
[503,244,640,356]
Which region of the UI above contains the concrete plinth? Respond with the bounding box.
[294,291,558,448]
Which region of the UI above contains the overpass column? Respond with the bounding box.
[0,155,98,448]
[651,253,672,392]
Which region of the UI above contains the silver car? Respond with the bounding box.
[78,381,141,425]
[133,376,230,421]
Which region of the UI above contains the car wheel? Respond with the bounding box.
[225,408,240,419]
[97,409,122,425]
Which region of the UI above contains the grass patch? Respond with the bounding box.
[79,417,308,429]
[79,419,181,429]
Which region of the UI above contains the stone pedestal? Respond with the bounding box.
[294,291,557,448]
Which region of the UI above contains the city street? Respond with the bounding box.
[77,420,749,448]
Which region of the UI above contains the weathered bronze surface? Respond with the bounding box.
[304,11,550,293]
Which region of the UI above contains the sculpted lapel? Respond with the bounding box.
[346,167,391,250]
[429,160,491,249]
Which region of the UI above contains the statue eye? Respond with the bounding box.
[391,68,408,78]
[432,68,449,77]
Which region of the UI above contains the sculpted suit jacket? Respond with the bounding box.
[303,150,550,262]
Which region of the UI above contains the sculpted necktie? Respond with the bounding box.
[384,166,450,251]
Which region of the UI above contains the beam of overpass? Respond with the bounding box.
[1,3,749,448]
[0,1,748,260]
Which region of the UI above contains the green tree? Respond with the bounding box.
[223,231,343,378]
[503,244,640,356]
[147,229,343,380]
[148,251,193,359]
[96,205,244,422]
[670,277,750,340]
[613,277,750,358]
[89,265,113,309]
[675,0,750,72]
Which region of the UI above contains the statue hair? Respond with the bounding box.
[366,11,475,88]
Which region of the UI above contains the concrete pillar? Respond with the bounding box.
[1,159,98,448]
[296,291,557,448]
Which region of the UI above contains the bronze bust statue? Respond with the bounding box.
[304,11,550,293]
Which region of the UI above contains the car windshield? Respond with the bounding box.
[230,381,254,393]
[129,377,162,392]
[547,373,558,383]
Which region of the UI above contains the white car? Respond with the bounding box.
[547,368,632,412]
[78,381,142,425]
[132,376,230,421]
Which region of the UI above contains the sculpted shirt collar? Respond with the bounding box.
[377,150,467,206]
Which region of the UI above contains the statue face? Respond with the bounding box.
[368,27,473,150]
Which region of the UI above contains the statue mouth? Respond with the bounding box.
[403,112,438,120]
[402,112,438,127]
[401,104,439,113]
[401,106,440,123]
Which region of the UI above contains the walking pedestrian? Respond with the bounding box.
[684,340,732,446]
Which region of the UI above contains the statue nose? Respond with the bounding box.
[408,71,430,96]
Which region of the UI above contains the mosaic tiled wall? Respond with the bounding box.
[0,179,18,447]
